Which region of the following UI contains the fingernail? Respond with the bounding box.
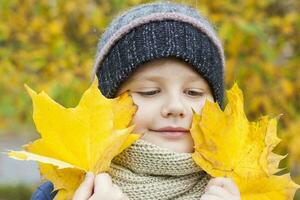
[85,172,93,179]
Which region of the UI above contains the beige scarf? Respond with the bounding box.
[109,139,210,200]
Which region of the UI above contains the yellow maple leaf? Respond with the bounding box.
[7,76,140,199]
[191,83,299,200]
[39,164,85,199]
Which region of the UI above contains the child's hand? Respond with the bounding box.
[72,172,129,200]
[200,177,240,200]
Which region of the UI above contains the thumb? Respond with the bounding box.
[206,177,240,196]
[72,172,94,200]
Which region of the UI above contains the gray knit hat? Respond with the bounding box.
[92,1,225,108]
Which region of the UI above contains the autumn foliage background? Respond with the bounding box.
[0,0,299,199]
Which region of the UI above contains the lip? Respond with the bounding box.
[155,126,189,132]
[150,126,190,139]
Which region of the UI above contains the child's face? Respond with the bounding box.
[117,58,214,153]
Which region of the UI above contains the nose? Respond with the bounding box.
[161,96,187,118]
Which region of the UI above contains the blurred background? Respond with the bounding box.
[0,0,299,199]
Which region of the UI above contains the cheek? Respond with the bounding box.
[132,109,148,133]
[190,96,214,114]
[130,95,155,133]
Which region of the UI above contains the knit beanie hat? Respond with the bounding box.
[92,1,225,108]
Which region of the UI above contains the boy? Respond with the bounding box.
[32,1,240,200]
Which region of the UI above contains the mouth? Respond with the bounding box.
[149,126,190,139]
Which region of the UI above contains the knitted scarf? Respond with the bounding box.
[109,139,210,200]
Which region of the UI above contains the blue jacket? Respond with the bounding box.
[31,181,57,200]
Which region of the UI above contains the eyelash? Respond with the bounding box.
[184,90,204,97]
[137,90,160,96]
[136,90,204,97]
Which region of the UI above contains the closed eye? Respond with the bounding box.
[184,89,204,97]
[137,90,160,96]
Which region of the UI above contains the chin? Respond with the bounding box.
[167,144,194,153]
[141,133,194,153]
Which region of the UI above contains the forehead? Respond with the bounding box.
[129,58,206,83]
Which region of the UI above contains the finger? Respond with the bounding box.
[112,184,130,200]
[111,184,125,200]
[205,185,231,198]
[200,194,221,200]
[72,172,94,200]
[122,194,130,200]
[207,177,240,195]
[94,173,113,194]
